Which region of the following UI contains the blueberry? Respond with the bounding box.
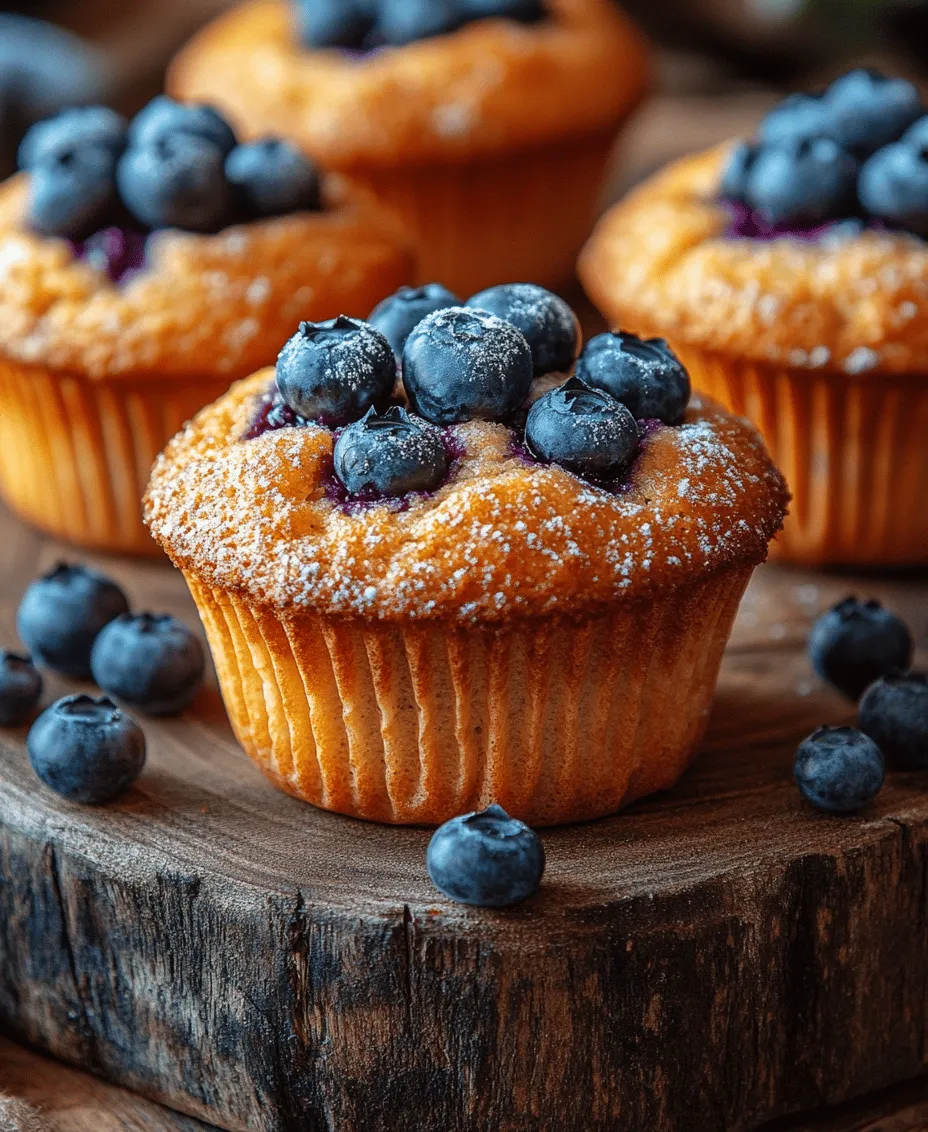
[525,377,638,479]
[0,651,42,726]
[859,674,928,770]
[465,283,579,376]
[758,93,834,147]
[90,613,205,717]
[402,306,533,425]
[18,105,126,169]
[27,694,145,805]
[375,0,467,45]
[744,137,858,228]
[27,144,119,239]
[276,316,396,425]
[368,283,460,359]
[117,133,233,233]
[128,95,236,157]
[225,138,321,218]
[462,0,545,21]
[333,406,449,498]
[574,332,690,424]
[17,564,130,680]
[859,142,928,237]
[719,140,755,204]
[824,70,923,158]
[794,726,885,813]
[426,804,545,907]
[296,0,375,47]
[808,597,913,701]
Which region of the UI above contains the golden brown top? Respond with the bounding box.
[168,0,650,169]
[0,176,412,381]
[579,146,928,377]
[145,371,787,622]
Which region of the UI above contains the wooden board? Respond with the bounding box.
[0,507,926,1132]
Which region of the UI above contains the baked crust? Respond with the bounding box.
[579,145,928,377]
[168,0,650,168]
[145,371,788,622]
[0,175,413,381]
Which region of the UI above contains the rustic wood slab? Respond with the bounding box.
[0,506,925,1132]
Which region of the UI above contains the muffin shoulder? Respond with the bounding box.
[145,371,788,622]
[169,0,650,167]
[579,146,928,376]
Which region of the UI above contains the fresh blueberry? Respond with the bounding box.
[18,105,126,169]
[127,95,236,157]
[368,283,460,360]
[824,70,923,158]
[27,144,120,239]
[225,138,321,218]
[296,0,375,47]
[719,140,755,204]
[27,694,145,805]
[402,306,533,425]
[808,597,913,701]
[744,137,858,228]
[117,133,233,233]
[902,115,928,151]
[276,316,396,425]
[375,0,467,46]
[17,564,130,680]
[426,804,545,907]
[525,377,638,479]
[466,283,579,376]
[859,142,928,237]
[859,674,928,770]
[758,93,834,147]
[574,332,690,424]
[794,726,885,813]
[333,406,449,498]
[462,0,545,21]
[0,651,42,726]
[90,613,205,717]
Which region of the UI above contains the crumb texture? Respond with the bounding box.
[579,145,928,376]
[146,373,788,621]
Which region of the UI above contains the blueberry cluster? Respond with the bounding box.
[795,597,927,814]
[18,96,321,242]
[296,0,544,50]
[266,282,691,500]
[3,563,207,805]
[722,70,928,236]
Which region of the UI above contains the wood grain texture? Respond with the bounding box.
[0,506,925,1132]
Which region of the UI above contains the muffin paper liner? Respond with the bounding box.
[184,563,752,826]
[676,348,928,566]
[0,357,228,555]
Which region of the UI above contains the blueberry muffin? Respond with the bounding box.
[0,96,413,554]
[168,0,650,294]
[146,283,787,826]
[580,70,928,566]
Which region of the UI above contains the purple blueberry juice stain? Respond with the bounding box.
[68,226,148,283]
[721,199,873,243]
[244,389,306,440]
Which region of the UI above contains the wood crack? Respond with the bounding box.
[45,844,96,1064]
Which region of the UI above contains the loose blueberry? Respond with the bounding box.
[426,804,545,907]
[27,144,120,239]
[117,133,233,233]
[368,283,460,359]
[574,332,690,424]
[296,0,375,47]
[27,694,145,805]
[794,726,885,813]
[90,613,205,717]
[466,283,579,376]
[462,0,545,21]
[758,93,834,147]
[333,406,449,498]
[859,674,928,770]
[128,95,236,157]
[0,651,42,726]
[402,306,533,425]
[276,316,396,425]
[824,70,923,158]
[17,564,130,680]
[18,105,126,170]
[744,137,858,228]
[808,597,913,701]
[225,138,321,218]
[525,377,638,479]
[859,142,928,237]
[375,0,467,45]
